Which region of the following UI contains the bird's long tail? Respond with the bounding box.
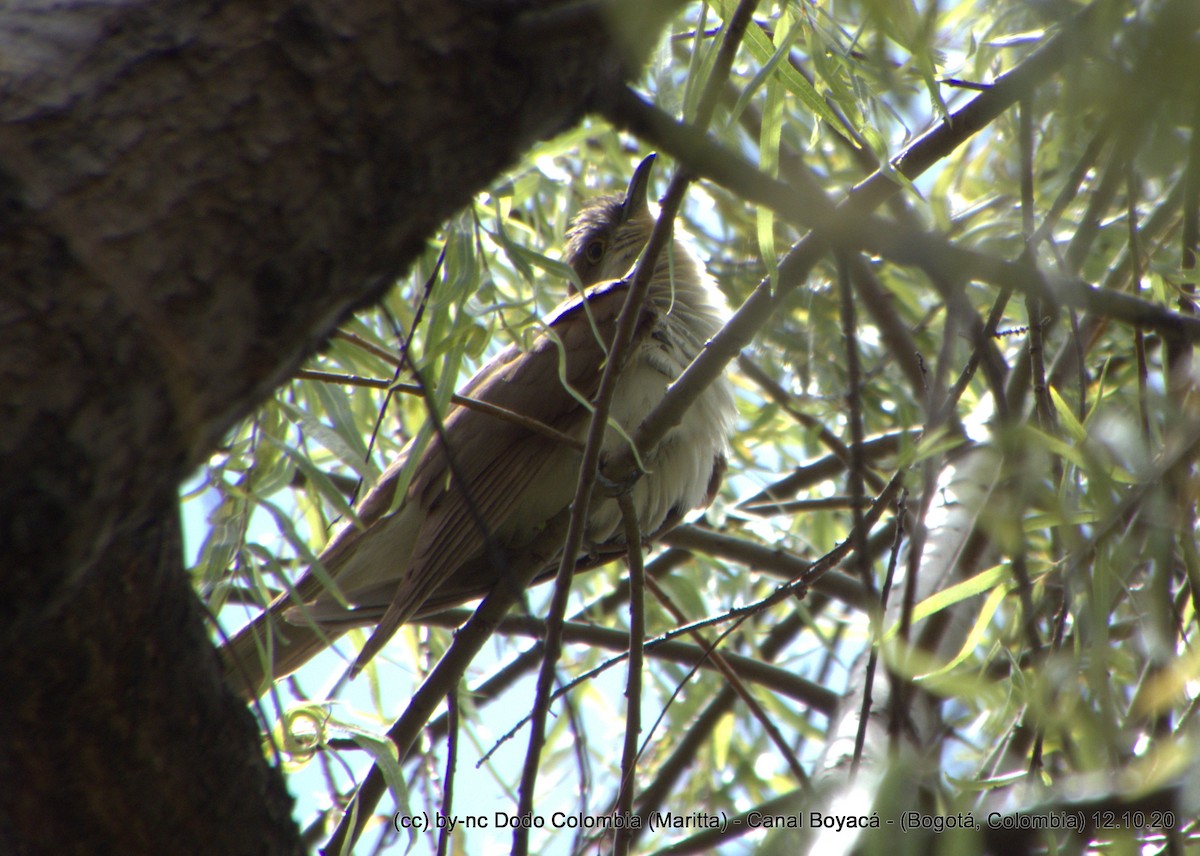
[219,596,346,700]
[218,488,393,699]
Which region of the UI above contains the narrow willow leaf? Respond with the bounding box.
[914,583,1008,681]
[278,398,378,483]
[1049,387,1087,444]
[902,563,1009,630]
[713,0,847,132]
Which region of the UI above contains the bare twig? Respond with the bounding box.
[324,512,572,853]
[642,575,813,793]
[513,172,692,856]
[515,3,762,844]
[295,372,586,449]
[333,329,405,367]
[604,2,1200,494]
[435,689,458,856]
[613,493,645,856]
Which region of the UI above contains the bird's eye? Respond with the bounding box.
[585,239,605,264]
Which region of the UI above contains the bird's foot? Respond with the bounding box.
[596,459,644,497]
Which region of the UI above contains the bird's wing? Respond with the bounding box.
[350,277,653,669]
[304,276,631,581]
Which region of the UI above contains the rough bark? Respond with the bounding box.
[0,0,675,851]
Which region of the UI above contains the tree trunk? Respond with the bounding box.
[0,0,673,851]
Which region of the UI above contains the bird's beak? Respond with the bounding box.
[620,153,656,224]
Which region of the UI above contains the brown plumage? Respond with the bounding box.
[220,155,735,698]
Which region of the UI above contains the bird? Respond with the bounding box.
[220,154,736,699]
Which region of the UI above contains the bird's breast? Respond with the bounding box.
[583,308,735,547]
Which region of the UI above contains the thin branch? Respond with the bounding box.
[295,372,586,449]
[514,0,764,833]
[1171,81,1200,389]
[513,169,692,855]
[323,511,572,854]
[738,430,918,511]
[295,369,391,389]
[332,329,405,367]
[886,487,913,681]
[614,493,645,855]
[844,254,929,406]
[838,251,883,769]
[737,353,889,493]
[1046,178,1186,391]
[628,607,820,845]
[1128,164,1151,440]
[838,253,872,595]
[465,610,839,750]
[1028,124,1111,251]
[603,4,1199,485]
[434,689,458,856]
[642,575,813,793]
[659,524,865,608]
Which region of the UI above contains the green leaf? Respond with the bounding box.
[913,582,1007,681]
[1049,387,1087,444]
[262,433,359,524]
[728,7,804,130]
[904,563,1009,629]
[712,0,848,134]
[278,398,378,483]
[757,73,784,290]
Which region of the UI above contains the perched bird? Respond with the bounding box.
[221,155,735,698]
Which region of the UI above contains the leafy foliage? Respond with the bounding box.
[193,1,1200,852]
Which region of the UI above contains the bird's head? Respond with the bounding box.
[563,153,657,292]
